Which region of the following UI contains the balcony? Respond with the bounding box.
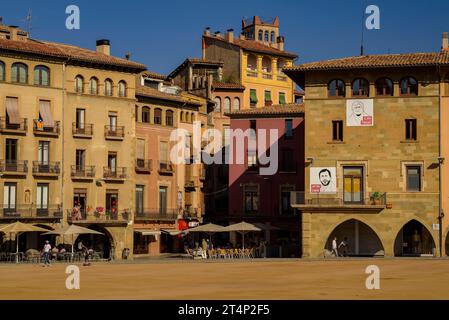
[134,209,178,222]
[277,74,288,81]
[0,117,27,135]
[32,161,60,177]
[0,160,28,176]
[246,70,258,77]
[104,125,124,140]
[158,161,174,175]
[68,208,130,224]
[262,72,273,79]
[0,205,62,220]
[135,159,152,173]
[72,123,93,138]
[290,191,387,213]
[33,120,60,137]
[103,167,127,181]
[183,207,199,219]
[70,165,95,180]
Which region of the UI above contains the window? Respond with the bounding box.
[280,186,294,215]
[285,119,293,138]
[332,120,344,141]
[108,152,117,173]
[250,89,257,107]
[34,66,50,86]
[76,149,85,169]
[352,78,369,97]
[400,76,418,96]
[213,97,221,112]
[264,31,269,42]
[11,63,28,83]
[137,139,145,166]
[104,79,113,96]
[36,183,49,214]
[233,97,240,111]
[118,81,127,97]
[159,186,167,215]
[264,90,272,106]
[375,77,393,96]
[89,77,98,95]
[159,141,168,162]
[244,185,259,214]
[180,111,184,122]
[258,30,263,41]
[75,109,85,129]
[166,110,174,126]
[262,57,271,73]
[406,166,421,192]
[223,97,231,113]
[106,192,118,217]
[108,113,117,130]
[270,31,275,43]
[135,105,139,122]
[38,141,50,165]
[5,139,17,163]
[328,79,345,97]
[154,108,162,125]
[343,167,363,203]
[405,119,417,141]
[279,92,286,104]
[75,75,84,93]
[281,148,295,172]
[247,54,257,71]
[0,61,4,81]
[135,185,144,216]
[3,182,17,213]
[141,107,150,123]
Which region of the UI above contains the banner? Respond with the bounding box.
[310,167,337,194]
[346,99,373,126]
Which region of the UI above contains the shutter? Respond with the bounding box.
[250,90,258,103]
[39,100,54,127]
[137,139,145,160]
[279,92,286,104]
[5,97,20,124]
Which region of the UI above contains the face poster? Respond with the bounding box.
[310,167,337,194]
[346,99,373,126]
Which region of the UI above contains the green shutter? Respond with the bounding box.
[265,91,271,102]
[279,92,286,104]
[250,90,258,103]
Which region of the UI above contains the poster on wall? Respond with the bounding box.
[310,167,337,194]
[346,99,374,126]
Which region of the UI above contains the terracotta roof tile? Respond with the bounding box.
[212,82,245,90]
[0,38,146,71]
[136,86,201,106]
[203,35,297,59]
[142,71,167,80]
[226,103,304,118]
[284,52,449,72]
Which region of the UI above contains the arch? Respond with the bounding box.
[400,76,418,96]
[258,30,263,41]
[141,106,150,123]
[351,78,369,97]
[262,56,272,73]
[264,30,269,42]
[34,65,50,86]
[233,97,240,111]
[0,60,4,81]
[328,79,345,97]
[247,54,257,71]
[75,75,84,93]
[213,97,221,112]
[166,109,174,126]
[277,58,286,74]
[180,111,184,122]
[324,218,384,257]
[223,97,231,113]
[394,219,436,256]
[270,31,275,43]
[104,78,113,96]
[118,80,127,97]
[11,62,28,83]
[154,108,162,125]
[75,225,114,259]
[375,77,393,96]
[89,77,99,95]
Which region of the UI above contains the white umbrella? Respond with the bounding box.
[222,221,261,249]
[42,224,103,256]
[0,222,49,263]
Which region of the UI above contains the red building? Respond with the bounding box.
[223,103,305,257]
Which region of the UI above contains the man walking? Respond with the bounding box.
[42,240,52,267]
[332,237,339,257]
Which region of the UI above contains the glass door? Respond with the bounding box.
[343,167,363,203]
[38,141,50,172]
[5,139,17,171]
[106,192,118,219]
[159,186,167,215]
[36,183,49,216]
[3,183,17,215]
[135,186,144,217]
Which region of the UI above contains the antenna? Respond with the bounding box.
[25,8,32,36]
[360,4,365,56]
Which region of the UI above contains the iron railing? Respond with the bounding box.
[135,159,152,172]
[72,122,94,136]
[70,165,95,178]
[159,161,174,173]
[0,117,27,132]
[33,120,60,135]
[134,208,178,221]
[290,191,387,206]
[103,167,127,179]
[104,125,124,138]
[0,205,62,219]
[67,209,130,222]
[0,160,28,173]
[32,161,60,174]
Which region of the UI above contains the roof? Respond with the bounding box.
[167,58,224,79]
[294,89,305,96]
[212,81,245,90]
[0,37,146,72]
[283,52,449,72]
[203,34,297,59]
[142,71,167,80]
[136,86,202,106]
[226,103,304,118]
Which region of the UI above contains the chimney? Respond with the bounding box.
[203,27,211,36]
[9,25,18,41]
[276,36,285,51]
[96,39,110,56]
[214,31,221,38]
[443,32,448,50]
[225,29,234,43]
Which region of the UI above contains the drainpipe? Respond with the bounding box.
[438,66,444,257]
[61,58,70,228]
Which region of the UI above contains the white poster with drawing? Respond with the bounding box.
[310,167,337,194]
[346,99,374,126]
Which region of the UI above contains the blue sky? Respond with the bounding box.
[3,0,449,74]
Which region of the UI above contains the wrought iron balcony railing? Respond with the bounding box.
[32,161,60,175]
[0,117,27,133]
[290,191,387,208]
[70,165,95,178]
[103,167,127,179]
[135,159,152,173]
[0,160,28,174]
[33,120,60,136]
[134,208,178,221]
[72,122,94,137]
[104,125,125,139]
[0,204,62,219]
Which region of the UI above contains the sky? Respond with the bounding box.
[2,0,449,75]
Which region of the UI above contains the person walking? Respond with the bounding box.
[332,237,339,257]
[339,237,349,257]
[201,238,208,259]
[42,240,52,267]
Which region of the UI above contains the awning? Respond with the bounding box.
[135,229,161,236]
[39,100,54,127]
[161,228,184,236]
[250,90,258,103]
[5,97,20,124]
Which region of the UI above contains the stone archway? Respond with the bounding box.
[394,219,436,256]
[75,225,114,259]
[324,219,384,256]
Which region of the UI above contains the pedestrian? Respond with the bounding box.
[332,237,339,257]
[42,240,51,267]
[338,237,348,257]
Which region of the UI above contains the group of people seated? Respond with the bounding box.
[185,239,267,259]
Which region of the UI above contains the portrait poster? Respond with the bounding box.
[346,99,374,126]
[310,167,337,194]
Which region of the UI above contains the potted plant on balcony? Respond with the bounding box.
[371,192,381,205]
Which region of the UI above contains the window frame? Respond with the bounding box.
[118,81,127,97]
[351,78,369,97]
[400,76,418,96]
[154,108,162,125]
[141,107,150,123]
[11,62,28,84]
[104,79,113,96]
[406,165,421,192]
[75,75,84,93]
[89,77,99,95]
[375,77,394,96]
[328,79,346,97]
[34,65,50,86]
[332,120,344,142]
[405,118,417,141]
[166,110,174,127]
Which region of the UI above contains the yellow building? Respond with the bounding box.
[202,16,297,109]
[0,24,146,259]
